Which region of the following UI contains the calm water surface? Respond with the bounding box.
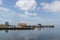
[0,25,60,40]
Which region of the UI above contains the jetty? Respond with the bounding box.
[0,22,54,30]
[0,25,54,30]
[0,27,34,30]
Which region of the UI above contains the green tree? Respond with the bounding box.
[5,22,9,26]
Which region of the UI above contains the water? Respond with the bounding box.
[0,26,60,40]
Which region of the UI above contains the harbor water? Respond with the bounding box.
[0,25,60,40]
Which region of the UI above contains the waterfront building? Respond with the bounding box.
[18,23,27,27]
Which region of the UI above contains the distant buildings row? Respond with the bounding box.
[17,23,54,28]
[0,22,54,28]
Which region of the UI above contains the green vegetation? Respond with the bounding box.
[0,22,9,28]
[0,24,8,28]
[5,22,9,26]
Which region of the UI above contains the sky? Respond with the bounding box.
[0,0,60,25]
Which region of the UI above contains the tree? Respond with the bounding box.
[5,22,9,26]
[38,24,41,26]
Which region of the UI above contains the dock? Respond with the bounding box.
[0,27,34,30]
[0,25,54,30]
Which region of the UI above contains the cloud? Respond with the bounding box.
[0,7,59,25]
[25,12,38,17]
[0,7,16,24]
[16,0,37,11]
[41,0,60,12]
[18,12,38,18]
[0,7,58,25]
[37,7,41,11]
[0,7,39,25]
[0,0,2,5]
[0,7,9,11]
[0,7,38,20]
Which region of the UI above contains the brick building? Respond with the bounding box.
[18,23,27,27]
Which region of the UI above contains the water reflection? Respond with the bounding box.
[0,26,59,40]
[0,29,55,40]
[5,30,8,33]
[0,26,54,33]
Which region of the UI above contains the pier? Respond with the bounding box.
[0,27,34,30]
[0,22,54,30]
[0,25,54,30]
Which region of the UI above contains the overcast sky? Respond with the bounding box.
[0,0,60,25]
